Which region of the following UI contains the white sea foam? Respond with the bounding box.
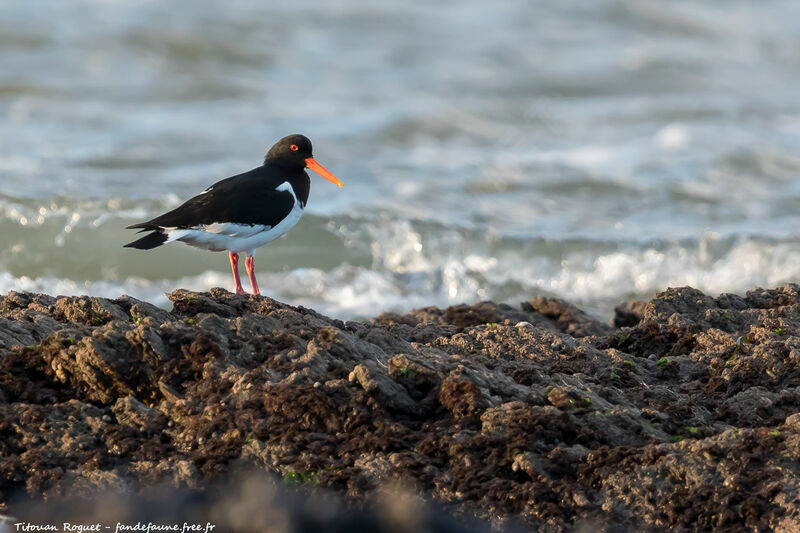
[3,236,799,320]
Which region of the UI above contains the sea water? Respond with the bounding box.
[2,0,800,319]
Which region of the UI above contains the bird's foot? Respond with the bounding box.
[235,288,247,295]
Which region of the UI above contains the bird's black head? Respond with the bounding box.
[264,134,313,167]
[263,134,343,187]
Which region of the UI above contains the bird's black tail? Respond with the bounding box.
[124,230,168,249]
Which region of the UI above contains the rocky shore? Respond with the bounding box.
[2,285,800,531]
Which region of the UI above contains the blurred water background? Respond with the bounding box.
[2,0,800,319]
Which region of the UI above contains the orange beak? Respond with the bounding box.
[305,157,343,188]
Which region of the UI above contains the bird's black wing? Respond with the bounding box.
[126,169,295,231]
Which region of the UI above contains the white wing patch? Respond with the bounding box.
[203,222,272,237]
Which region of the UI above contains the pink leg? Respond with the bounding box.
[245,256,260,295]
[229,252,246,295]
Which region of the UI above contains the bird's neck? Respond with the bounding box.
[287,171,311,206]
[262,161,310,205]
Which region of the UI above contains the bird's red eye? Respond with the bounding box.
[290,144,299,151]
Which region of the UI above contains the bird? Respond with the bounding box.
[124,134,343,296]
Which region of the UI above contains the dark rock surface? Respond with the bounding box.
[7,472,504,533]
[3,285,800,531]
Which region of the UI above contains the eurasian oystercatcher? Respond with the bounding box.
[124,134,343,295]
